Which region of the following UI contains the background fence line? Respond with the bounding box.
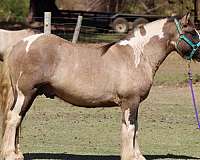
[72,15,83,43]
[44,12,51,34]
[42,13,127,43]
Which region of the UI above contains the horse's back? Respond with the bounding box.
[6,34,115,95]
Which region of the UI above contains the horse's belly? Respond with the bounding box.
[53,83,119,107]
[49,61,121,107]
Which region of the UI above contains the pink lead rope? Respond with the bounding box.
[188,62,200,129]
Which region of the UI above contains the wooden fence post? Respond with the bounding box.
[44,12,51,34]
[72,16,83,43]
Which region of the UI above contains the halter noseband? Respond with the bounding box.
[174,18,200,60]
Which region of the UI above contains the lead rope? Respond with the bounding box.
[188,61,200,129]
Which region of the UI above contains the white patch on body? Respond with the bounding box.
[118,19,167,67]
[23,33,44,52]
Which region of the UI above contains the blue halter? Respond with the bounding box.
[174,18,200,60]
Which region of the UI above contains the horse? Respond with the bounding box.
[0,29,36,61]
[1,13,200,160]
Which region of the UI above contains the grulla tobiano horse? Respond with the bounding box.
[0,29,36,61]
[1,13,200,160]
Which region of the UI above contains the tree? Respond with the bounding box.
[27,0,61,23]
[0,0,29,22]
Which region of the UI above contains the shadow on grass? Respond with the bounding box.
[24,153,200,160]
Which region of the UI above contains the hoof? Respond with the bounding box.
[16,152,24,160]
[1,151,24,160]
[136,154,146,160]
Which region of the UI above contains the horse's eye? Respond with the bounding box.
[183,24,187,28]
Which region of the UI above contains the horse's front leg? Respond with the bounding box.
[15,126,23,160]
[134,124,145,160]
[120,99,145,160]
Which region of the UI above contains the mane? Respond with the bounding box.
[166,15,181,22]
[100,33,134,56]
[100,41,117,56]
[100,16,179,56]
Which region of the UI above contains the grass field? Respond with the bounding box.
[1,54,200,160]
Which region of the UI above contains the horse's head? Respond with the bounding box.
[173,13,200,61]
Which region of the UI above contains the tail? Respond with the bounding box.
[0,59,15,137]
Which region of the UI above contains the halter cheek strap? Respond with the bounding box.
[174,18,200,60]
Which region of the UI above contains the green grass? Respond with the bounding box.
[12,85,200,159]
[21,99,121,155]
[1,54,200,159]
[139,86,200,157]
[154,53,200,86]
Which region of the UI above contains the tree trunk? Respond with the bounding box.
[194,0,199,21]
[27,0,61,23]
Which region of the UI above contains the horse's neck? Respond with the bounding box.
[119,18,174,74]
[0,29,34,46]
[0,29,9,53]
[0,29,35,59]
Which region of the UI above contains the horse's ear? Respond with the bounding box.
[181,12,191,26]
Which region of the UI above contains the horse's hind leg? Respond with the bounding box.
[14,92,37,160]
[1,88,25,160]
[1,86,36,160]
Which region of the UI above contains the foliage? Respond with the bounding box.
[1,85,200,158]
[0,0,29,22]
[0,0,196,23]
[122,0,194,16]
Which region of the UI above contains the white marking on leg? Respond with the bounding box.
[124,109,135,137]
[23,33,43,52]
[121,108,136,160]
[13,71,24,114]
[124,108,130,125]
[118,19,167,67]
[135,134,146,160]
[13,89,25,114]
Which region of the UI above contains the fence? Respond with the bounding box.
[0,1,200,44]
[38,13,127,43]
